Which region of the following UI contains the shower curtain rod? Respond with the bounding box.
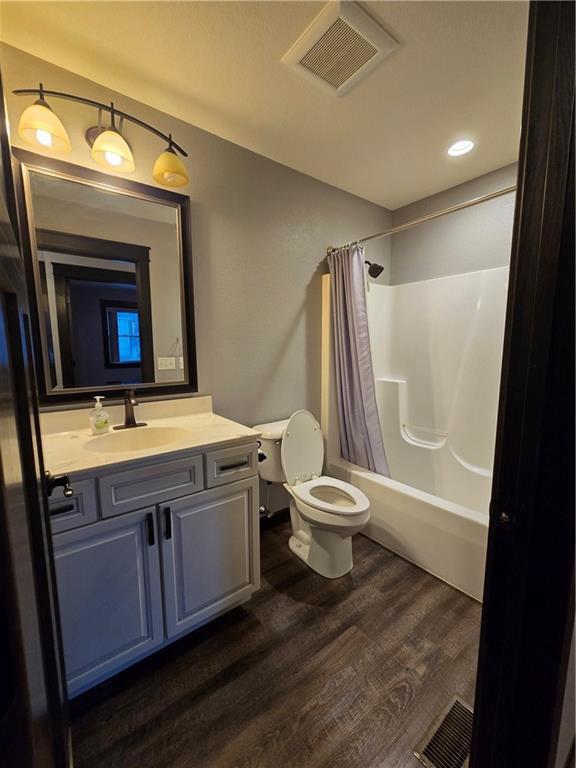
[328,184,517,251]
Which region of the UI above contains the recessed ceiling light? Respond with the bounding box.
[448,139,475,157]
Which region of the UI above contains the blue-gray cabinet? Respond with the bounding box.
[53,507,164,696]
[161,477,259,639]
[51,443,260,697]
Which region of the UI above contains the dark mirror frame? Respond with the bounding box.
[12,148,197,406]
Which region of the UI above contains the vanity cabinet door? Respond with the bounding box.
[160,477,260,639]
[52,508,164,696]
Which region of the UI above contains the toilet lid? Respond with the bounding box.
[281,410,324,486]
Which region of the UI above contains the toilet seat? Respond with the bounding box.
[290,476,370,516]
[281,410,369,519]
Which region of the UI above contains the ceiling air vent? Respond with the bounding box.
[283,2,398,97]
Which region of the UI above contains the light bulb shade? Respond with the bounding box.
[91,129,135,173]
[153,148,189,187]
[18,101,71,153]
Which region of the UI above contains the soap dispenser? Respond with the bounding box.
[90,396,110,435]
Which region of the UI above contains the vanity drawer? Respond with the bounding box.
[205,443,258,488]
[49,478,98,534]
[99,455,204,518]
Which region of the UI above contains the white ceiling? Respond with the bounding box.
[0,1,529,209]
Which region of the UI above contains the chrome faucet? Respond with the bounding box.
[114,389,147,430]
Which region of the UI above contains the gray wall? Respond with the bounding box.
[389,164,517,285]
[2,43,391,426]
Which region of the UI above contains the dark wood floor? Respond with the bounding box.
[72,523,481,768]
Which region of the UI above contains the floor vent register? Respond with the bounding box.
[414,697,474,768]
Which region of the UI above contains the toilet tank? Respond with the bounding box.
[252,418,290,483]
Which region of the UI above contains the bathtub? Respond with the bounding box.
[328,456,488,601]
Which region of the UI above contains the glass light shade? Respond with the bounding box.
[153,148,189,187]
[91,129,135,173]
[18,102,71,153]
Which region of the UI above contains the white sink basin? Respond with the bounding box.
[85,426,190,454]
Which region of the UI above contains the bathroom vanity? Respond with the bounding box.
[42,398,260,697]
[14,148,263,698]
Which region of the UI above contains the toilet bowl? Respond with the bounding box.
[280,410,370,578]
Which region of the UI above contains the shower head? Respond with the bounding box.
[365,261,384,278]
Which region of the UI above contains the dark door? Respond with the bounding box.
[470,2,575,766]
[0,72,70,767]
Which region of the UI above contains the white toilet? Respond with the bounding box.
[254,410,370,578]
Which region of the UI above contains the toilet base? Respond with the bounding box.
[289,504,354,579]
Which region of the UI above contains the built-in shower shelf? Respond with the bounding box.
[375,376,492,477]
[375,377,447,449]
[403,423,447,448]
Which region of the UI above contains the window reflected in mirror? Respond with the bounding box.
[103,304,141,367]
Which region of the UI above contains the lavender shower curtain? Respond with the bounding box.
[327,244,390,476]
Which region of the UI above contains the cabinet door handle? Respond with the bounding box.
[146,512,155,546]
[45,471,74,498]
[164,507,172,540]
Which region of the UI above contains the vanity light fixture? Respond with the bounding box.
[89,105,135,173]
[17,83,71,153]
[14,84,188,187]
[153,135,189,188]
[448,139,475,157]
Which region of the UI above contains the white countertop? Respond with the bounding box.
[42,411,260,475]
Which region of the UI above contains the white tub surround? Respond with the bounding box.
[366,267,508,513]
[320,271,507,601]
[43,395,261,697]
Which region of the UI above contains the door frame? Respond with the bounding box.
[52,264,137,387]
[470,2,575,766]
[36,229,154,387]
[0,70,71,767]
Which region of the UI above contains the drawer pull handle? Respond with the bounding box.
[50,504,75,517]
[220,460,249,472]
[164,507,172,540]
[146,512,155,546]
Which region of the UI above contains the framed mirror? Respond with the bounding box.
[14,148,197,405]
